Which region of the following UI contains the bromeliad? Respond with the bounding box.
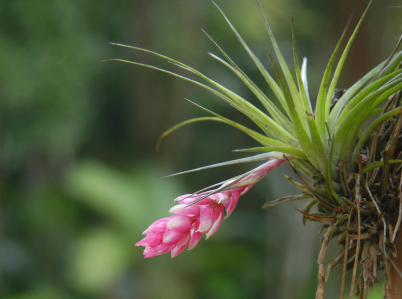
[108,0,402,297]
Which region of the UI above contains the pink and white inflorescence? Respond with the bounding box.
[135,158,285,258]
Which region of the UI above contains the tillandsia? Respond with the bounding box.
[107,0,402,298]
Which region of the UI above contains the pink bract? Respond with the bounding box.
[135,158,285,258]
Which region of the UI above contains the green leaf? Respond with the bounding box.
[328,62,382,130]
[156,117,225,151]
[306,112,327,172]
[202,29,292,130]
[292,160,321,179]
[257,2,309,133]
[370,108,384,116]
[315,20,350,144]
[184,99,286,147]
[376,50,402,80]
[207,52,294,133]
[324,0,373,125]
[233,146,308,160]
[262,193,312,209]
[367,79,402,113]
[363,160,402,173]
[291,16,312,116]
[335,70,402,127]
[106,49,297,146]
[168,60,293,141]
[326,135,346,205]
[301,58,312,111]
[352,108,402,162]
[165,153,285,178]
[208,90,298,145]
[266,48,321,170]
[328,51,402,130]
[211,1,289,116]
[332,79,402,166]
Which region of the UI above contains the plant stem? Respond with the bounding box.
[384,230,402,298]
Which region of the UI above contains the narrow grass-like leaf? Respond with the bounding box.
[184,99,287,147]
[376,50,402,80]
[370,108,384,116]
[301,57,312,111]
[333,79,402,165]
[306,112,327,172]
[182,171,252,206]
[257,2,309,133]
[233,147,274,153]
[336,70,402,127]
[208,52,294,133]
[291,16,312,116]
[202,29,292,129]
[324,0,373,124]
[165,153,285,178]
[328,51,402,130]
[352,107,402,162]
[335,78,402,140]
[166,58,298,143]
[211,1,289,116]
[266,48,321,169]
[207,89,298,145]
[262,193,312,209]
[315,20,350,143]
[328,64,381,130]
[107,45,298,145]
[362,160,402,173]
[326,136,346,205]
[177,155,292,206]
[367,80,402,113]
[292,160,322,179]
[156,117,225,151]
[167,59,294,141]
[232,146,308,160]
[107,57,273,141]
[370,34,402,82]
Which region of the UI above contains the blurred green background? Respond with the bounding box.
[1,0,401,298]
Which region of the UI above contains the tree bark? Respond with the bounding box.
[384,230,402,299]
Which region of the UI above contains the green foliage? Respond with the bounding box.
[3,0,402,298]
[113,0,402,187]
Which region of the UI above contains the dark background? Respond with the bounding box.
[1,0,401,298]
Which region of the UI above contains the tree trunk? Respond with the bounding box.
[384,230,402,299]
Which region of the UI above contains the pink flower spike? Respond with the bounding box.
[188,231,203,250]
[167,215,192,231]
[135,232,163,247]
[143,218,168,234]
[222,190,241,217]
[163,229,183,244]
[198,205,215,233]
[189,219,203,250]
[136,159,286,258]
[233,159,286,188]
[155,242,175,256]
[210,192,229,204]
[176,192,215,205]
[171,232,190,257]
[169,204,200,216]
[144,247,157,258]
[206,205,225,238]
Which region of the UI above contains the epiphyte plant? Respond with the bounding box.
[107,0,402,298]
